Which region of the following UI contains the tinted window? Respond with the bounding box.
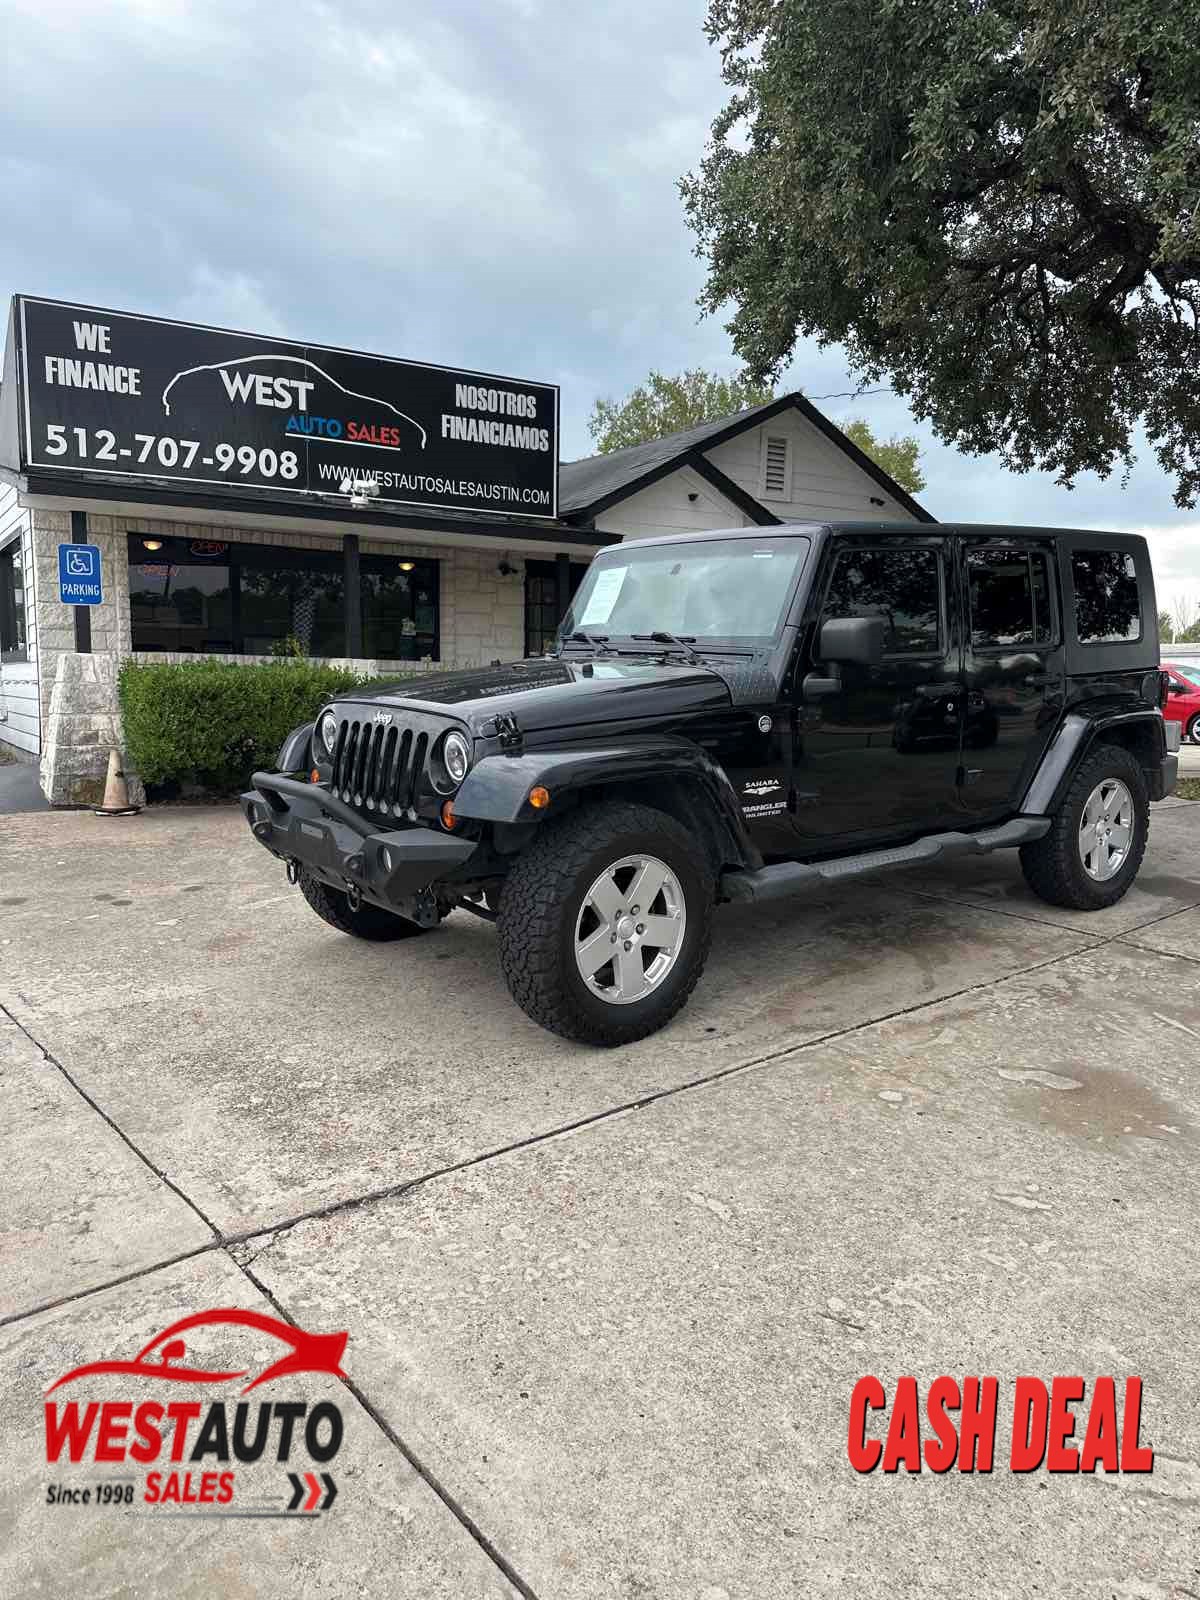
[822,546,941,655]
[126,534,439,659]
[130,559,234,652]
[0,541,28,662]
[968,549,1054,647]
[1072,550,1141,644]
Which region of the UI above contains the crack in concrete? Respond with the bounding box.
[0,999,223,1245]
[233,1256,543,1600]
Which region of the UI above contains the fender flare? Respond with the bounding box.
[276,721,314,774]
[453,736,759,865]
[1022,708,1167,815]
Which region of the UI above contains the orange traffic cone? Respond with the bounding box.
[95,748,141,817]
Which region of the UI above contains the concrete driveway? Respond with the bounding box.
[2,796,1199,1598]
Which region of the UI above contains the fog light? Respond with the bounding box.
[441,800,457,829]
[529,786,550,810]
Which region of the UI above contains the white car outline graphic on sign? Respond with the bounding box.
[160,354,428,448]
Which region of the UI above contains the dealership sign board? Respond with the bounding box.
[7,296,559,519]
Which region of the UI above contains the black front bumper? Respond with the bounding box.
[242,772,477,915]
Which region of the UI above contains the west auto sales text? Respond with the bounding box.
[848,1375,1153,1473]
[44,1398,341,1506]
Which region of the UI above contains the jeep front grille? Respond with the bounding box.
[331,714,434,815]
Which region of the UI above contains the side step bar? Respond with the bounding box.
[721,817,1051,904]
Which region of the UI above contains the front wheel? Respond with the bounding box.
[496,801,714,1045]
[1019,743,1149,911]
[1187,713,1200,746]
[296,868,430,940]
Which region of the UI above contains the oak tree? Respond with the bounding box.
[682,0,1200,503]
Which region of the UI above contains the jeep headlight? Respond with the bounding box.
[442,731,471,785]
[318,710,339,758]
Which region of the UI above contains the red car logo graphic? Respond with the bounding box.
[45,1308,349,1396]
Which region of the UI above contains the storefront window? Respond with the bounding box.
[129,554,233,653]
[0,540,28,662]
[362,561,438,660]
[126,534,439,659]
[239,549,344,657]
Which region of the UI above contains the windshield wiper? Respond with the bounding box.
[562,630,616,656]
[631,631,700,664]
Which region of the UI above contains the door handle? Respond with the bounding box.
[915,682,961,701]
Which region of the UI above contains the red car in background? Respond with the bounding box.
[1162,660,1200,743]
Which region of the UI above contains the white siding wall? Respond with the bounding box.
[704,410,919,524]
[595,465,747,541]
[0,483,40,758]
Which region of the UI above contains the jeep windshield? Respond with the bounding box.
[558,535,810,651]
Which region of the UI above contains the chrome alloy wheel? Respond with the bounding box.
[573,853,686,1005]
[1078,778,1134,882]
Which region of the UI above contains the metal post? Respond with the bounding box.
[343,534,362,658]
[70,509,91,653]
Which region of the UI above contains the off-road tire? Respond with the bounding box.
[297,868,429,940]
[496,800,714,1045]
[1018,742,1149,911]
[1188,713,1200,746]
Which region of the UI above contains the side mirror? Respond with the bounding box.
[1168,681,1185,695]
[819,615,887,665]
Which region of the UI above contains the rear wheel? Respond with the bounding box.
[496,801,714,1045]
[1019,743,1149,911]
[1188,713,1200,745]
[296,868,429,940]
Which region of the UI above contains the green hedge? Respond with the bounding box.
[118,659,379,793]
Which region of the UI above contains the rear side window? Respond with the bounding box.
[822,546,941,655]
[967,549,1054,647]
[1072,550,1141,644]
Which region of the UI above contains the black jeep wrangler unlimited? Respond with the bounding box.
[243,524,1179,1045]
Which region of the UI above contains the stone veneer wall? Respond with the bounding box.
[29,507,530,804]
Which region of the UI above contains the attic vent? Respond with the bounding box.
[761,434,791,500]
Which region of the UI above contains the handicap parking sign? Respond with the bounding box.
[58,543,103,605]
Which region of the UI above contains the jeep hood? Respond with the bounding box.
[350,658,733,734]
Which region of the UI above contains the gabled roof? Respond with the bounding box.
[559,391,935,524]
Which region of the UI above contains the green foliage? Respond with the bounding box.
[270,633,307,659]
[683,0,1200,504]
[118,659,377,793]
[1159,610,1175,643]
[840,418,927,494]
[588,368,775,452]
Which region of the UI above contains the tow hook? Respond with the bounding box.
[285,859,300,886]
[345,881,362,912]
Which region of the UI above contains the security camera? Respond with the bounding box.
[346,475,380,510]
[497,557,518,578]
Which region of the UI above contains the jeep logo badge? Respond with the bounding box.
[372,711,393,726]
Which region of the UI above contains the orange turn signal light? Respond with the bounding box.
[529,786,551,810]
[310,769,320,784]
[441,800,457,829]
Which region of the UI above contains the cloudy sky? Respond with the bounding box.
[2,0,1197,609]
